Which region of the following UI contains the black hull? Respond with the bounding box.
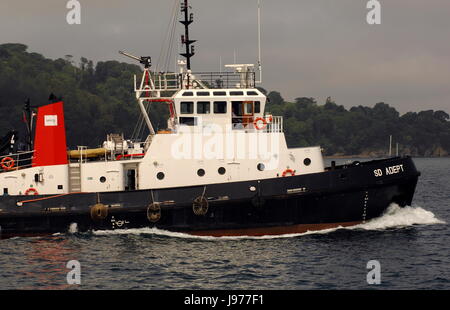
[0,157,420,239]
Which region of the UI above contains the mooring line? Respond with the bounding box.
[17,192,86,205]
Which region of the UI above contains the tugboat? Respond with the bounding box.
[0,1,420,239]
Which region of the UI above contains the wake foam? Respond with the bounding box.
[353,204,445,231]
[91,204,445,241]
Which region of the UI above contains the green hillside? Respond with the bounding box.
[1,43,449,156]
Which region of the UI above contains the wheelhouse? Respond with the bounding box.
[174,88,268,130]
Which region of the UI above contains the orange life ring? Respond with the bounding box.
[253,117,267,130]
[1,157,15,170]
[282,169,295,177]
[25,188,39,196]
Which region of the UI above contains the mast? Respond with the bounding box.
[256,0,262,84]
[119,51,156,136]
[23,99,33,151]
[23,98,37,152]
[179,0,196,71]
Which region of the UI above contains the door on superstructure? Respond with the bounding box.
[124,164,138,191]
[232,101,254,129]
[242,101,254,128]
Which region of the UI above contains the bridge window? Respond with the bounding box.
[232,101,243,116]
[180,102,194,114]
[197,91,210,96]
[244,102,253,114]
[247,91,258,96]
[230,91,244,96]
[179,117,197,126]
[214,101,227,114]
[197,101,210,114]
[182,91,194,96]
[254,101,261,113]
[213,91,227,96]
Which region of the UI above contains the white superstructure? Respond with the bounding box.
[0,67,324,196]
[0,0,325,196]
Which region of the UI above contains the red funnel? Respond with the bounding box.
[32,101,68,167]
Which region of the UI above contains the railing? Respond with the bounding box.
[267,116,283,133]
[151,72,180,91]
[136,71,256,97]
[134,72,180,99]
[193,71,256,89]
[67,142,149,163]
[231,115,283,133]
[0,150,34,173]
[143,134,153,152]
[77,146,88,164]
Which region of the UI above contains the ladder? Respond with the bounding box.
[68,163,81,192]
[68,145,85,193]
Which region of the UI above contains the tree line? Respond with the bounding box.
[262,91,449,156]
[0,43,448,156]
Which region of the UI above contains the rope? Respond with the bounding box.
[155,0,180,73]
[17,192,85,205]
[131,98,152,141]
[150,189,155,204]
[164,2,179,72]
[132,0,179,141]
[201,186,207,199]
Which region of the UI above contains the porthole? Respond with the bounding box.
[257,163,265,171]
[99,176,106,183]
[218,167,226,175]
[157,172,165,180]
[197,169,205,177]
[303,158,311,166]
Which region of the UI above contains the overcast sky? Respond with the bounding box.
[1,0,449,114]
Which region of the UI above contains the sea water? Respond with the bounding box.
[0,158,448,289]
